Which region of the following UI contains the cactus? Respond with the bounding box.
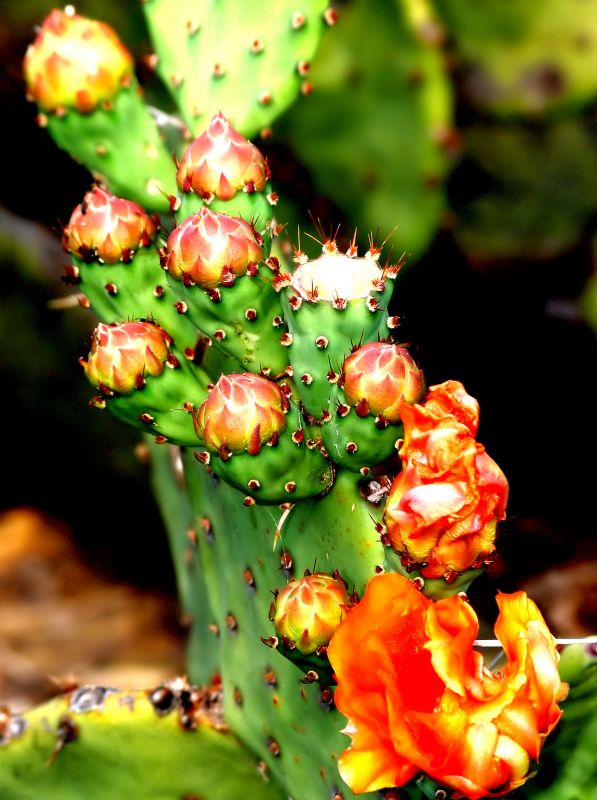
[0,683,285,800]
[432,0,597,117]
[8,4,596,800]
[273,0,454,259]
[141,0,335,139]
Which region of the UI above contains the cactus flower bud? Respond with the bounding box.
[23,8,133,113]
[274,573,350,655]
[342,342,425,421]
[165,208,263,288]
[291,252,384,302]
[193,373,287,455]
[81,321,171,394]
[64,186,158,264]
[176,112,268,201]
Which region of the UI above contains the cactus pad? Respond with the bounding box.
[0,684,286,800]
[142,0,334,138]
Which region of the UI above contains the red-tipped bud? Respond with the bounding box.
[23,8,133,113]
[63,186,158,264]
[193,373,287,455]
[165,208,263,288]
[176,112,268,200]
[273,573,350,655]
[81,321,171,394]
[290,251,387,303]
[342,342,425,421]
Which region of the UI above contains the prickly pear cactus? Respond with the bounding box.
[6,4,596,800]
[433,0,597,116]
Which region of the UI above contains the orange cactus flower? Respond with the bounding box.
[23,8,133,113]
[274,572,350,654]
[165,208,263,288]
[81,321,171,394]
[176,112,268,201]
[384,381,508,579]
[193,373,287,455]
[64,186,158,264]
[327,573,568,799]
[342,342,425,421]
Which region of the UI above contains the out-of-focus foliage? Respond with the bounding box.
[276,0,453,259]
[434,0,597,116]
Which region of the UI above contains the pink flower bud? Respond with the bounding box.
[274,573,350,655]
[342,342,425,421]
[176,112,268,201]
[193,373,287,455]
[63,186,158,264]
[23,8,133,113]
[165,208,263,288]
[81,321,171,394]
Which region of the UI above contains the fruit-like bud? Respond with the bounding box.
[342,342,425,421]
[290,251,385,302]
[23,8,133,113]
[81,321,171,394]
[64,186,158,264]
[193,373,287,455]
[165,208,263,288]
[176,112,268,201]
[274,573,350,655]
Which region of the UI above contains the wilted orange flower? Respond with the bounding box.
[342,342,425,421]
[176,112,268,201]
[384,381,508,579]
[165,208,263,288]
[81,321,171,394]
[23,8,133,113]
[193,373,287,455]
[64,186,158,264]
[327,573,567,799]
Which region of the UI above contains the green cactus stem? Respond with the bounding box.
[165,254,291,377]
[281,244,397,419]
[142,0,335,138]
[181,453,386,800]
[24,9,176,212]
[148,438,220,682]
[320,391,405,472]
[0,684,286,800]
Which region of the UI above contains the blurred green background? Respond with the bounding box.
[1,0,596,632]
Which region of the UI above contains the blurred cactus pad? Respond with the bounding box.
[2,1,597,800]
